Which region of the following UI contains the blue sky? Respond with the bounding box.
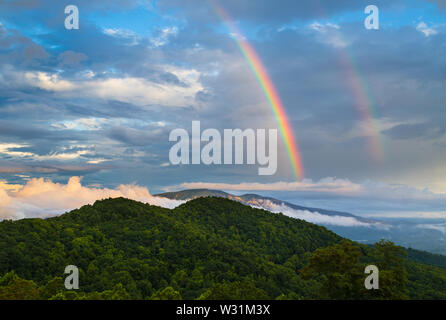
[1,0,446,219]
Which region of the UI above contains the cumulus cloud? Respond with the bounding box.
[0,177,184,220]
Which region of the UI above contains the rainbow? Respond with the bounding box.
[338,48,384,162]
[211,3,304,179]
[312,0,384,162]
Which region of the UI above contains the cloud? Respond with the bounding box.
[416,22,438,37]
[51,118,106,131]
[158,0,402,24]
[166,177,446,202]
[307,22,348,48]
[51,117,107,131]
[0,177,184,220]
[106,125,169,146]
[21,68,204,108]
[162,178,446,219]
[253,200,371,227]
[57,51,88,67]
[0,176,377,227]
[0,143,35,158]
[0,163,106,174]
[0,143,100,162]
[103,28,141,46]
[24,72,75,91]
[417,223,446,233]
[0,23,49,64]
[169,178,362,194]
[383,122,445,140]
[1,0,446,211]
[150,27,179,47]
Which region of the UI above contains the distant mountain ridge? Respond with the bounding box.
[156,189,377,224]
[157,189,446,256]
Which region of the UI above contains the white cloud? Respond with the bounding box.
[308,22,348,48]
[150,26,178,47]
[252,200,371,227]
[87,158,109,164]
[0,177,373,226]
[309,22,340,32]
[416,22,437,37]
[103,28,140,45]
[0,177,184,220]
[22,68,203,108]
[24,72,75,91]
[169,177,362,194]
[417,223,446,234]
[0,143,105,163]
[51,117,106,131]
[0,143,34,158]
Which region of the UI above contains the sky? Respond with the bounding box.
[1,0,446,219]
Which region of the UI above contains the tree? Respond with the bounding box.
[300,240,364,299]
[368,240,409,300]
[0,273,40,300]
[150,287,182,300]
[301,240,410,300]
[198,280,270,300]
[40,276,65,299]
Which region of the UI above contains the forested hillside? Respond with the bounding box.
[0,197,445,300]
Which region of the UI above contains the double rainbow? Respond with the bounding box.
[212,3,304,180]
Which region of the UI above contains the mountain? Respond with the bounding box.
[157,189,446,256]
[1,197,446,300]
[157,189,377,224]
[157,189,232,200]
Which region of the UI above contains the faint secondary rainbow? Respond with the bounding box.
[311,0,384,161]
[210,2,304,179]
[338,48,384,162]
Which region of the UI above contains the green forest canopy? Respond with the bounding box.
[0,197,446,300]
